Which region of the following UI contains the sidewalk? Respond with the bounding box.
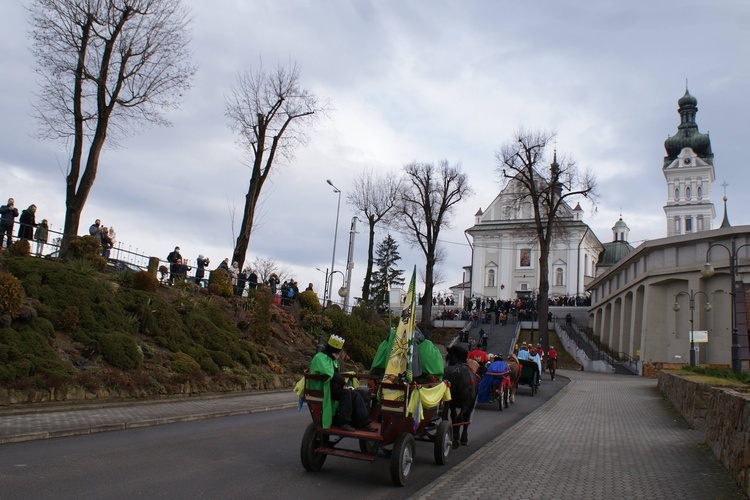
[0,390,297,445]
[413,369,745,499]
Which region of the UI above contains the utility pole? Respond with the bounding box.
[343,217,358,312]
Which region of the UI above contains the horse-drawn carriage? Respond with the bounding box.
[477,370,511,411]
[300,372,453,486]
[517,359,540,396]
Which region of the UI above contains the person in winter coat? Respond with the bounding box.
[0,198,19,247]
[18,204,37,241]
[166,246,182,285]
[34,219,49,256]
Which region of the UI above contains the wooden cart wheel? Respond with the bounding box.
[433,421,452,465]
[531,372,538,396]
[300,422,327,471]
[390,433,415,486]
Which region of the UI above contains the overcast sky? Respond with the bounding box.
[2,1,749,301]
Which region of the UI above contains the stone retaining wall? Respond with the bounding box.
[658,372,750,496]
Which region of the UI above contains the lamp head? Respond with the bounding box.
[704,302,712,312]
[701,263,715,278]
[672,302,681,312]
[338,286,348,298]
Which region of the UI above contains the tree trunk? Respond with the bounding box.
[61,125,106,257]
[421,253,435,325]
[232,177,263,270]
[537,241,551,353]
[361,218,376,303]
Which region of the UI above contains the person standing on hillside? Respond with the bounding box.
[246,268,258,291]
[18,204,37,241]
[167,246,182,285]
[195,255,209,284]
[34,218,49,256]
[0,198,19,247]
[99,226,113,258]
[89,219,101,237]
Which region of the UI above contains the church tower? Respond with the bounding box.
[662,88,715,236]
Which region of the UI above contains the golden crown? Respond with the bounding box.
[328,334,345,350]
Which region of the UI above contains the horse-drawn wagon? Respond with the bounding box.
[517,359,540,395]
[300,372,452,486]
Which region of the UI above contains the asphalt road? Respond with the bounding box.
[1,378,565,499]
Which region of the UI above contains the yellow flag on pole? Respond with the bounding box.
[384,266,417,382]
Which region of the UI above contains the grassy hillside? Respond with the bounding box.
[0,253,390,405]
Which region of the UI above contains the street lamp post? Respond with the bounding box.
[315,268,348,353]
[701,241,750,373]
[326,179,342,308]
[673,290,712,367]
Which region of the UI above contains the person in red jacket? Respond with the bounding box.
[547,345,558,380]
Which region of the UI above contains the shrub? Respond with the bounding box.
[171,351,201,374]
[68,235,106,270]
[209,350,234,368]
[98,332,142,371]
[68,235,101,259]
[0,273,26,318]
[132,271,158,292]
[246,289,272,344]
[58,305,80,333]
[207,268,232,297]
[8,239,30,257]
[0,326,73,381]
[298,290,321,313]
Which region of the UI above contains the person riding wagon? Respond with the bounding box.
[307,334,375,432]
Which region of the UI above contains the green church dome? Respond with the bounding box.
[664,90,713,163]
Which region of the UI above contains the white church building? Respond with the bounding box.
[464,177,604,304]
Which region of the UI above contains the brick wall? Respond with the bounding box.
[658,372,750,497]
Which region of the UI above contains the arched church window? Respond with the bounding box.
[697,186,702,199]
[487,269,495,287]
[674,187,680,200]
[686,186,691,200]
[555,267,564,286]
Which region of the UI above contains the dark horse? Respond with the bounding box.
[442,345,478,449]
[547,358,557,381]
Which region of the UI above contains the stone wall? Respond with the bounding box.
[658,372,750,497]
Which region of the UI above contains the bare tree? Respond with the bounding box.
[225,61,326,270]
[249,256,293,285]
[347,168,401,305]
[495,129,597,352]
[397,160,472,325]
[29,0,196,255]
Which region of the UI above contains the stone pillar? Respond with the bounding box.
[147,256,160,277]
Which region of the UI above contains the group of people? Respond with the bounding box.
[165,247,308,304]
[0,198,50,256]
[89,219,116,258]
[516,342,557,382]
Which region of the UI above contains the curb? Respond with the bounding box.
[0,401,298,445]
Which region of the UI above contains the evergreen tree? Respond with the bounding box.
[370,234,405,307]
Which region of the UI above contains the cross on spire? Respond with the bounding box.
[722,181,729,197]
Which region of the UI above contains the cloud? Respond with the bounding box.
[2,0,749,302]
